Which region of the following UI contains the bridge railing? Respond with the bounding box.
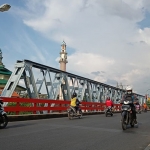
[1,97,121,115]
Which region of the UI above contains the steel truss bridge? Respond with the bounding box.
[1,60,145,105]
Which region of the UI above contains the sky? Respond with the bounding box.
[1,0,150,95]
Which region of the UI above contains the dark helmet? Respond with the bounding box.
[107,96,110,100]
[72,92,77,97]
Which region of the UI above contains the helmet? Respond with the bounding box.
[72,92,77,97]
[126,86,132,94]
[107,96,110,100]
[126,86,132,91]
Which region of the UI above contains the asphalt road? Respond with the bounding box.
[0,112,150,150]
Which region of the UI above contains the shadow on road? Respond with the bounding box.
[6,123,36,129]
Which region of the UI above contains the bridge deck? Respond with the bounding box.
[0,112,150,150]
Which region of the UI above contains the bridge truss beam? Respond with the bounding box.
[1,60,145,105]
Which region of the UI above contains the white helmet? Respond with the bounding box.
[126,86,132,91]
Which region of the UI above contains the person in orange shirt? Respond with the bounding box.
[143,103,147,112]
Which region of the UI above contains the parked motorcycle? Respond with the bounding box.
[0,99,8,129]
[121,100,135,130]
[68,106,82,120]
[105,106,113,117]
[135,105,141,114]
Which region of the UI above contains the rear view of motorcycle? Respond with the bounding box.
[0,99,8,129]
[135,104,141,114]
[68,106,82,120]
[105,106,113,117]
[121,100,135,130]
[143,108,147,113]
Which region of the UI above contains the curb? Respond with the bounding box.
[145,144,150,150]
[7,111,121,122]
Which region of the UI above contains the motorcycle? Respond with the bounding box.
[135,105,141,114]
[143,108,147,113]
[121,100,135,130]
[68,106,82,120]
[0,99,8,129]
[105,106,113,117]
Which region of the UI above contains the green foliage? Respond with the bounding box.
[146,101,150,108]
[7,102,33,115]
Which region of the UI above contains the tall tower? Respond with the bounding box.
[59,41,68,100]
[59,41,68,71]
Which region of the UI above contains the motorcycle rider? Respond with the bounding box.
[134,95,141,111]
[76,98,81,114]
[135,101,141,111]
[121,86,137,124]
[105,96,114,111]
[70,93,81,115]
[143,103,147,111]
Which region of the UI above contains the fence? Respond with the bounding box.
[1,97,121,115]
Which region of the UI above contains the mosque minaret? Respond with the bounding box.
[59,41,68,71]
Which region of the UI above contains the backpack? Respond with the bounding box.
[124,94,134,102]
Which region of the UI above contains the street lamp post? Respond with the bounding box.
[0,4,11,12]
[146,89,150,103]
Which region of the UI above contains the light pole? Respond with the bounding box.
[0,4,11,12]
[146,89,150,102]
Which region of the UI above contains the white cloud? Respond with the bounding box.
[120,69,142,83]
[67,52,115,73]
[14,0,150,95]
